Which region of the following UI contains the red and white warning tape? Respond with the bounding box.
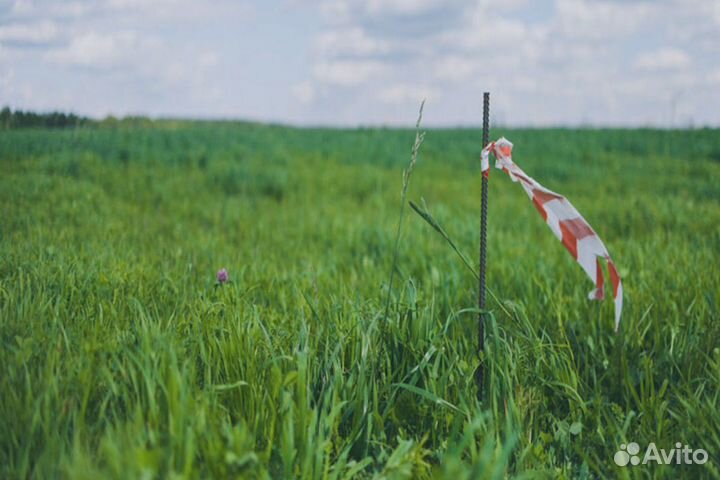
[482,137,623,330]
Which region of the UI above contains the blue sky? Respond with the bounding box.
[0,0,718,126]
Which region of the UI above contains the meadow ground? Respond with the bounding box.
[1,122,719,479]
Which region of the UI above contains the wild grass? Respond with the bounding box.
[383,100,425,325]
[1,122,719,478]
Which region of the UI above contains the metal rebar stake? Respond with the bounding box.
[477,92,490,401]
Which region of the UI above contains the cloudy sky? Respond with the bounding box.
[0,0,718,126]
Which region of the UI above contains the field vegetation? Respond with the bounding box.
[1,121,719,478]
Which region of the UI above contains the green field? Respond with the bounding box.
[1,122,719,478]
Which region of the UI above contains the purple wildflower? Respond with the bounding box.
[216,268,229,284]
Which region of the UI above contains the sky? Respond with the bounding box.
[0,0,718,127]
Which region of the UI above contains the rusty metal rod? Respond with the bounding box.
[477,92,490,401]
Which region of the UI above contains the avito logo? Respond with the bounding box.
[614,442,709,467]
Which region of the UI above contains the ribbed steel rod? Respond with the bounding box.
[477,92,490,401]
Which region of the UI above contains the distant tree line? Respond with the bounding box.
[1,106,93,130]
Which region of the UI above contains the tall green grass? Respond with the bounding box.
[1,122,719,478]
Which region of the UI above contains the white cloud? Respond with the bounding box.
[710,69,720,86]
[5,0,251,24]
[365,0,449,15]
[320,0,461,19]
[433,55,477,82]
[7,0,100,20]
[377,83,437,104]
[45,31,149,69]
[291,81,316,104]
[313,60,386,86]
[298,0,719,125]
[441,15,531,51]
[485,0,531,11]
[635,47,692,70]
[318,0,469,36]
[0,20,61,45]
[160,51,219,87]
[318,1,351,21]
[315,28,390,58]
[553,0,652,40]
[8,0,36,16]
[197,51,219,69]
[104,0,247,21]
